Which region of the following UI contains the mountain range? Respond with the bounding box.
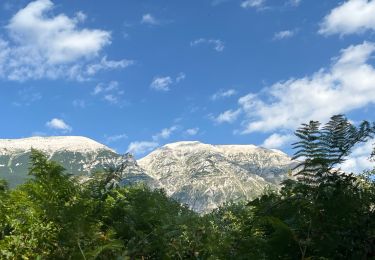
[0,136,295,213]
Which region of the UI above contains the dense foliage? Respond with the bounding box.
[0,115,374,259]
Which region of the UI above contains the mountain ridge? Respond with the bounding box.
[138,140,294,213]
[0,136,294,213]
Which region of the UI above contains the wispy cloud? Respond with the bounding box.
[241,0,265,9]
[211,89,237,101]
[46,118,72,133]
[152,126,178,141]
[141,13,160,25]
[92,81,124,105]
[273,30,296,40]
[86,56,134,75]
[176,72,186,83]
[72,99,86,108]
[211,109,241,124]
[191,38,225,52]
[105,133,128,143]
[12,87,42,106]
[288,0,301,7]
[126,141,159,156]
[127,125,180,156]
[185,128,199,136]
[150,73,186,92]
[211,0,231,6]
[150,76,173,91]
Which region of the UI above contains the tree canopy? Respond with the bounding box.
[0,115,374,259]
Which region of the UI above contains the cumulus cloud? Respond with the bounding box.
[212,109,241,124]
[0,0,129,81]
[319,0,375,36]
[273,30,296,40]
[127,141,159,156]
[46,118,72,133]
[190,38,225,52]
[241,0,265,9]
[340,140,374,173]
[211,89,237,100]
[141,13,160,25]
[237,41,375,134]
[262,133,295,149]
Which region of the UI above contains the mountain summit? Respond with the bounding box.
[0,137,294,213]
[0,136,114,154]
[0,136,151,187]
[138,141,294,213]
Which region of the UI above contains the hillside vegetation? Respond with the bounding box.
[0,115,374,259]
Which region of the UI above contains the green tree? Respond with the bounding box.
[246,115,375,259]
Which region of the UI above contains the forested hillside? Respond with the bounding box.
[0,115,374,259]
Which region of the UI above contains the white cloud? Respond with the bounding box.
[86,56,134,75]
[105,133,128,143]
[126,141,159,155]
[93,81,119,95]
[191,38,225,52]
[340,139,374,173]
[289,0,301,7]
[141,13,159,25]
[127,126,178,156]
[185,128,199,136]
[12,87,42,106]
[46,118,72,133]
[152,126,178,141]
[74,11,87,22]
[262,133,295,149]
[211,0,230,6]
[211,89,237,100]
[273,30,295,40]
[92,81,124,105]
[319,0,375,36]
[241,0,265,9]
[72,99,86,108]
[176,72,186,83]
[213,109,241,124]
[103,94,118,104]
[238,41,375,133]
[0,0,128,81]
[150,76,173,91]
[150,73,185,92]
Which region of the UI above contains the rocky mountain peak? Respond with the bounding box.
[0,136,114,155]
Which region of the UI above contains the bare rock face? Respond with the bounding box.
[0,137,294,214]
[138,141,294,213]
[0,136,154,188]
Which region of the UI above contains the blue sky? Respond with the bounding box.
[1,0,375,164]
